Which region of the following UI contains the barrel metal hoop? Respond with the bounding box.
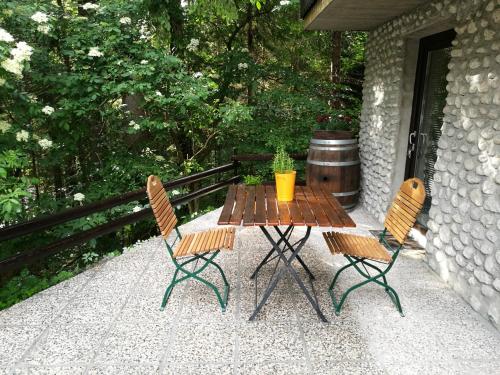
[341,203,357,211]
[310,138,357,145]
[332,189,360,197]
[309,145,358,152]
[306,159,361,167]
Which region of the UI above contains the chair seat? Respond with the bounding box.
[173,227,235,258]
[322,232,392,263]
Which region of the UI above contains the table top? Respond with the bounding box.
[218,184,356,227]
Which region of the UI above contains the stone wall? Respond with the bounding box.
[358,0,500,329]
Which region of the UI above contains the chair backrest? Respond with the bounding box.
[383,178,426,245]
[146,175,178,239]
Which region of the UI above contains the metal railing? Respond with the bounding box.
[231,153,307,162]
[0,162,240,274]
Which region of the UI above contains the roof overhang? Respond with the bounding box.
[304,0,431,31]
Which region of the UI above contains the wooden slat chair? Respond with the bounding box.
[147,175,235,312]
[323,178,426,316]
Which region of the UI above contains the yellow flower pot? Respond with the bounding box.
[275,171,296,202]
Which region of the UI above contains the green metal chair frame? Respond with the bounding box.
[324,178,426,316]
[160,227,230,311]
[146,175,232,312]
[328,229,404,316]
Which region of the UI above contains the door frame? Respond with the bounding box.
[404,28,456,179]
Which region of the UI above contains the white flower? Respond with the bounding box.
[139,23,151,40]
[1,58,23,76]
[155,90,163,97]
[186,38,199,52]
[240,47,249,53]
[4,42,34,76]
[38,138,53,149]
[140,59,148,65]
[37,24,51,34]
[16,130,29,142]
[88,47,103,57]
[0,120,11,133]
[4,41,34,76]
[155,155,165,161]
[73,193,85,202]
[111,98,123,109]
[42,105,54,115]
[238,62,248,70]
[81,3,99,10]
[31,11,49,24]
[132,206,142,213]
[0,27,14,43]
[192,72,203,79]
[119,17,131,25]
[129,120,140,130]
[280,0,290,5]
[11,41,33,62]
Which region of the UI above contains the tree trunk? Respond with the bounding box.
[330,31,343,109]
[31,153,40,200]
[246,4,255,104]
[330,31,342,84]
[53,166,64,199]
[168,0,183,53]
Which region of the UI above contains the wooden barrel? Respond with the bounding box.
[306,130,360,210]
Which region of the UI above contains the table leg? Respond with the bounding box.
[249,225,293,280]
[274,227,315,280]
[250,226,327,322]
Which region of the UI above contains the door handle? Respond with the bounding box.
[408,130,417,158]
[420,132,427,145]
[409,130,417,145]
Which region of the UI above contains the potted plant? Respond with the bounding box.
[272,145,296,202]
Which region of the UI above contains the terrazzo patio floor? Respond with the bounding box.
[1,207,499,374]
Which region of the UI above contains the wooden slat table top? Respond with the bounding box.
[218,184,355,228]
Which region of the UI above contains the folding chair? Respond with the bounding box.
[323,178,426,316]
[146,175,235,311]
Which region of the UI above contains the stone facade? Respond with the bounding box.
[358,0,500,329]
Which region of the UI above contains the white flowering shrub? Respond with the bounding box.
[0,27,14,43]
[119,17,131,25]
[0,0,252,226]
[186,38,199,52]
[87,46,103,57]
[41,105,54,115]
[38,138,53,149]
[30,11,49,24]
[73,192,85,202]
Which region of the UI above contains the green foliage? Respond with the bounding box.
[82,251,99,265]
[272,145,294,174]
[243,174,263,185]
[0,269,74,309]
[0,0,366,308]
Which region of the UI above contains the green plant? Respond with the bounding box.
[0,269,74,310]
[272,145,295,174]
[243,175,263,185]
[0,0,366,309]
[82,252,99,265]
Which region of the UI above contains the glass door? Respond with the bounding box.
[406,29,456,227]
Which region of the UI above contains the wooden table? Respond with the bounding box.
[218,184,355,322]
